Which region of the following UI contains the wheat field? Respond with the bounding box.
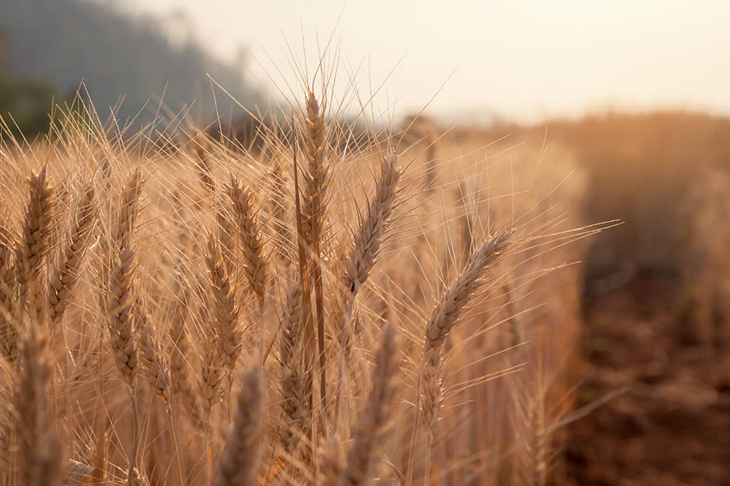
[0,79,604,486]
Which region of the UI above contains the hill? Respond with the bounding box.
[0,0,263,132]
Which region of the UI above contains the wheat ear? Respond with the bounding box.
[510,364,550,486]
[136,303,171,405]
[14,317,63,486]
[107,170,144,387]
[213,368,263,486]
[332,152,402,431]
[191,128,216,194]
[521,393,547,486]
[343,153,401,296]
[215,199,238,282]
[61,459,95,486]
[267,158,292,267]
[198,315,226,486]
[301,90,329,413]
[301,91,329,249]
[0,213,18,361]
[15,166,55,321]
[226,177,268,308]
[205,234,242,372]
[337,152,401,344]
[424,228,513,352]
[341,323,399,486]
[320,435,345,486]
[292,134,317,457]
[278,281,312,469]
[168,274,202,425]
[106,170,144,486]
[420,229,513,443]
[48,182,97,324]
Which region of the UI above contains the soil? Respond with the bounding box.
[564,276,730,485]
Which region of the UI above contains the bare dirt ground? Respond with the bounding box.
[564,276,730,485]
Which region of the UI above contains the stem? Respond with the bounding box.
[406,361,426,485]
[313,257,327,429]
[333,296,355,434]
[127,381,139,486]
[165,405,185,486]
[205,420,213,486]
[292,139,317,466]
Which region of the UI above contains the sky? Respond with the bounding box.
[124,0,730,124]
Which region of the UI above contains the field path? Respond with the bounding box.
[565,276,730,485]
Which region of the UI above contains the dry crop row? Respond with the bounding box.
[0,88,598,485]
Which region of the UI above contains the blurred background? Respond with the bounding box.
[3,0,730,131]
[2,0,729,484]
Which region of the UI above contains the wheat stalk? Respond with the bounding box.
[168,273,202,425]
[301,91,330,413]
[278,281,314,478]
[424,228,513,353]
[0,212,18,362]
[14,316,63,486]
[105,170,144,486]
[226,176,268,308]
[136,303,171,405]
[107,171,144,387]
[16,166,55,321]
[418,228,513,461]
[191,128,216,194]
[343,153,401,297]
[205,234,242,373]
[48,183,97,325]
[320,435,345,486]
[213,368,263,486]
[301,91,329,250]
[341,323,399,486]
[332,152,402,432]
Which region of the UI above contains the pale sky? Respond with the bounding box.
[124,0,730,124]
